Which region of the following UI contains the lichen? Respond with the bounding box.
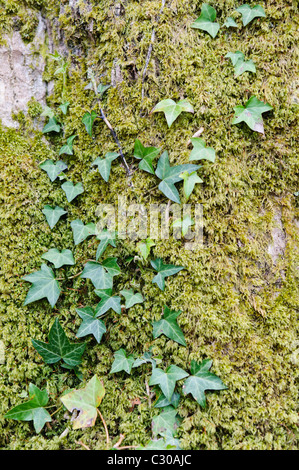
[0,0,298,450]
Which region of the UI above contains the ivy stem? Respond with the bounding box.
[97,408,110,448]
[50,405,63,417]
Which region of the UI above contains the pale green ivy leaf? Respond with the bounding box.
[232,95,273,134]
[41,248,75,269]
[151,258,184,291]
[39,160,68,182]
[191,3,220,38]
[23,264,61,307]
[92,152,119,182]
[42,205,67,229]
[110,348,135,374]
[82,111,97,136]
[151,99,194,128]
[61,181,84,202]
[59,135,77,156]
[236,4,266,27]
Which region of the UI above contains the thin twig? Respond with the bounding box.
[75,440,91,451]
[113,433,125,449]
[99,106,131,175]
[145,380,152,408]
[97,408,110,448]
[116,445,139,450]
[141,0,166,101]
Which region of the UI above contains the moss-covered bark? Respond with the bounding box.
[0,0,298,450]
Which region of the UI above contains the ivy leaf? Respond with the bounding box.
[82,111,97,136]
[41,248,75,269]
[172,214,194,237]
[94,289,121,315]
[80,258,120,290]
[152,306,186,346]
[60,375,105,429]
[42,117,61,134]
[155,151,200,203]
[151,99,194,128]
[110,348,135,374]
[96,229,117,261]
[232,95,273,134]
[92,152,119,182]
[32,318,86,367]
[97,83,111,97]
[132,351,157,369]
[59,102,70,115]
[151,258,184,291]
[39,160,68,182]
[137,238,155,261]
[4,384,52,433]
[120,289,144,308]
[236,4,266,26]
[155,391,180,409]
[223,17,238,28]
[59,135,77,156]
[133,139,161,174]
[138,437,180,450]
[41,106,55,119]
[179,171,203,200]
[191,3,220,38]
[70,219,97,245]
[152,406,181,438]
[42,205,67,229]
[225,51,256,78]
[76,307,106,343]
[23,264,60,307]
[189,138,216,163]
[182,358,227,407]
[61,181,84,202]
[149,365,189,401]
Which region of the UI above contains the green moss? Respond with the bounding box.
[0,0,298,450]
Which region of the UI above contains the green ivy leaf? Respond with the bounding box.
[152,406,181,438]
[42,117,61,134]
[39,160,68,182]
[4,384,52,433]
[32,318,86,367]
[179,171,203,200]
[76,307,107,343]
[152,306,186,346]
[223,17,238,28]
[70,219,97,245]
[232,95,273,134]
[154,391,181,409]
[92,152,119,182]
[189,138,216,163]
[42,205,67,229]
[137,238,155,260]
[80,258,120,290]
[59,135,77,156]
[120,289,144,308]
[82,111,97,136]
[60,375,105,429]
[97,83,111,97]
[151,258,184,291]
[182,358,227,407]
[133,139,161,174]
[225,51,256,78]
[94,289,122,315]
[59,102,70,115]
[132,351,157,369]
[236,4,266,26]
[95,229,117,261]
[155,151,200,203]
[23,264,60,307]
[41,248,75,269]
[110,348,135,374]
[61,181,84,202]
[151,99,194,128]
[149,365,189,402]
[191,3,220,38]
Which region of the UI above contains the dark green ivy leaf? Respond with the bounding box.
[92,152,119,182]
[70,219,97,245]
[152,306,186,346]
[76,307,106,343]
[82,111,97,136]
[95,229,117,261]
[94,289,122,315]
[41,248,75,269]
[151,258,184,291]
[149,365,189,402]
[4,383,52,433]
[59,135,77,156]
[32,318,86,367]
[133,139,161,174]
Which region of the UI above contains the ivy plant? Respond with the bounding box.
[191,3,220,38]
[232,95,273,134]
[151,99,194,128]
[236,4,266,26]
